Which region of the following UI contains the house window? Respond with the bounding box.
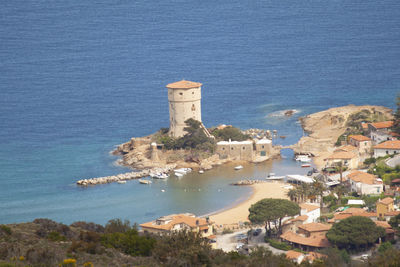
[262,145,264,149]
[243,147,245,150]
[231,147,234,150]
[192,91,194,94]
[386,151,389,154]
[179,92,183,96]
[222,148,225,150]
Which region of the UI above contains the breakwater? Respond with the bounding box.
[231,179,267,186]
[76,164,177,186]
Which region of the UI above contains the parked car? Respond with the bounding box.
[253,228,262,236]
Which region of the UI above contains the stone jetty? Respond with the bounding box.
[76,164,177,186]
[231,179,267,186]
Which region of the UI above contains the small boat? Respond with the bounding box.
[153,173,168,179]
[234,165,243,170]
[174,168,192,174]
[139,179,152,184]
[117,180,126,184]
[295,155,311,162]
[161,189,165,192]
[174,172,184,177]
[198,170,204,174]
[266,175,285,180]
[301,164,311,168]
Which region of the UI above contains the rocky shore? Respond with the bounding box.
[76,165,176,186]
[290,105,393,169]
[231,179,267,186]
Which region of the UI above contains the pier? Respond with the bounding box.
[76,164,176,186]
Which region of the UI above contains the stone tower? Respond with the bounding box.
[167,80,202,138]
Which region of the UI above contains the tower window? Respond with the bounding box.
[191,104,195,111]
[179,92,183,96]
[192,91,194,94]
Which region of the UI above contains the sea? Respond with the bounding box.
[0,1,399,225]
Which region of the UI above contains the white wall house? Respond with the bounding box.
[371,131,396,145]
[374,140,400,158]
[299,203,320,223]
[347,171,383,195]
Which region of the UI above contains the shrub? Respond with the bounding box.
[265,238,291,251]
[0,225,11,235]
[101,229,155,256]
[222,228,234,234]
[47,231,66,242]
[70,221,105,233]
[378,241,393,253]
[211,126,250,141]
[61,258,77,267]
[105,219,131,233]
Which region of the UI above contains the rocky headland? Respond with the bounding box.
[290,105,393,169]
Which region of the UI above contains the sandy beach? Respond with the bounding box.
[209,181,291,227]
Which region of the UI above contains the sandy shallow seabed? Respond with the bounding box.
[209,181,290,227]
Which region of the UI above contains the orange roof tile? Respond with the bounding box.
[349,135,371,142]
[374,140,400,150]
[370,121,394,129]
[140,213,209,231]
[305,252,327,262]
[280,231,331,248]
[347,171,380,185]
[326,151,357,160]
[298,223,331,233]
[361,123,369,130]
[293,215,309,222]
[300,203,320,212]
[286,250,303,260]
[166,80,202,89]
[378,197,394,205]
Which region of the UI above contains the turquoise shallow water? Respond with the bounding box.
[0,1,399,224]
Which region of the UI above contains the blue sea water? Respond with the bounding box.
[0,1,399,224]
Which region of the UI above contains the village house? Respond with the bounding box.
[367,121,395,144]
[299,203,320,223]
[140,213,214,238]
[346,170,383,195]
[324,151,359,170]
[348,135,372,162]
[377,197,395,219]
[286,250,326,264]
[215,138,273,162]
[280,222,331,251]
[373,140,400,158]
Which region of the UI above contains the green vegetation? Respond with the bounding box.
[264,238,291,251]
[154,119,216,153]
[369,163,400,185]
[248,198,300,237]
[326,216,386,251]
[378,241,393,253]
[47,231,67,242]
[222,228,234,234]
[388,213,400,232]
[0,225,11,236]
[210,126,250,141]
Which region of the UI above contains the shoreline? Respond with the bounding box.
[208,181,291,228]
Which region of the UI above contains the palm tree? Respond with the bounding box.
[334,185,347,205]
[286,188,298,202]
[312,179,326,210]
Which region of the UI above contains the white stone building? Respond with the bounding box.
[347,170,383,195]
[374,140,400,158]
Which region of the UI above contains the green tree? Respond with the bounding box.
[312,179,326,210]
[392,94,400,135]
[248,198,300,237]
[326,216,386,251]
[211,126,250,141]
[368,247,400,267]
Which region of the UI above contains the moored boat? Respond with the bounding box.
[117,180,126,184]
[301,164,311,168]
[234,165,243,170]
[139,179,152,184]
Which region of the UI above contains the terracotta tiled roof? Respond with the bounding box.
[333,209,377,221]
[286,250,303,260]
[326,151,357,160]
[374,140,400,150]
[334,145,358,153]
[298,223,331,233]
[361,123,369,130]
[349,135,371,142]
[370,121,394,129]
[166,80,202,89]
[347,171,380,185]
[390,132,400,137]
[140,213,209,231]
[379,197,394,205]
[280,231,331,248]
[391,179,400,183]
[293,215,309,222]
[305,252,327,262]
[300,203,320,212]
[384,211,400,216]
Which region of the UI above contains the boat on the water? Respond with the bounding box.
[174,168,192,174]
[198,170,204,174]
[301,164,311,168]
[295,155,311,162]
[234,165,243,170]
[139,179,152,184]
[174,172,184,177]
[266,173,285,180]
[153,173,168,179]
[117,180,126,184]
